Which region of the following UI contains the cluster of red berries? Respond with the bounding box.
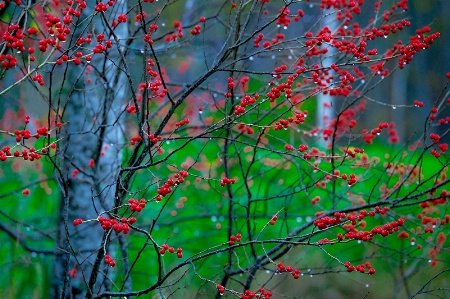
[190,25,201,35]
[237,123,254,135]
[340,217,404,241]
[2,24,26,54]
[277,262,301,279]
[32,73,45,86]
[165,21,184,42]
[98,217,130,234]
[0,146,11,162]
[266,79,294,103]
[156,170,189,200]
[216,284,225,295]
[130,135,142,145]
[73,218,83,226]
[148,133,162,144]
[224,77,234,98]
[431,143,448,158]
[315,207,390,231]
[159,244,183,258]
[341,147,364,158]
[245,287,272,299]
[104,254,116,267]
[429,133,440,144]
[284,144,294,151]
[126,105,138,114]
[175,117,190,127]
[344,261,375,275]
[314,214,342,230]
[14,129,31,141]
[413,100,424,107]
[229,233,241,245]
[0,53,17,70]
[117,14,127,23]
[269,215,278,225]
[6,147,42,162]
[311,196,320,205]
[276,6,291,28]
[239,288,273,299]
[298,144,309,152]
[341,173,357,186]
[220,177,236,187]
[253,33,264,48]
[235,94,258,116]
[128,198,146,212]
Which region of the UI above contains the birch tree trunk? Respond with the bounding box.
[51,2,129,298]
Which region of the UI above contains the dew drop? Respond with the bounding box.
[296,217,302,222]
[381,76,385,79]
[365,284,369,288]
[249,56,254,61]
[211,216,217,222]
[392,106,397,110]
[271,55,275,59]
[31,252,37,258]
[361,80,365,84]
[161,23,165,27]
[411,242,415,246]
[288,55,292,59]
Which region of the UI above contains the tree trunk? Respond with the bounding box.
[51,3,128,298]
